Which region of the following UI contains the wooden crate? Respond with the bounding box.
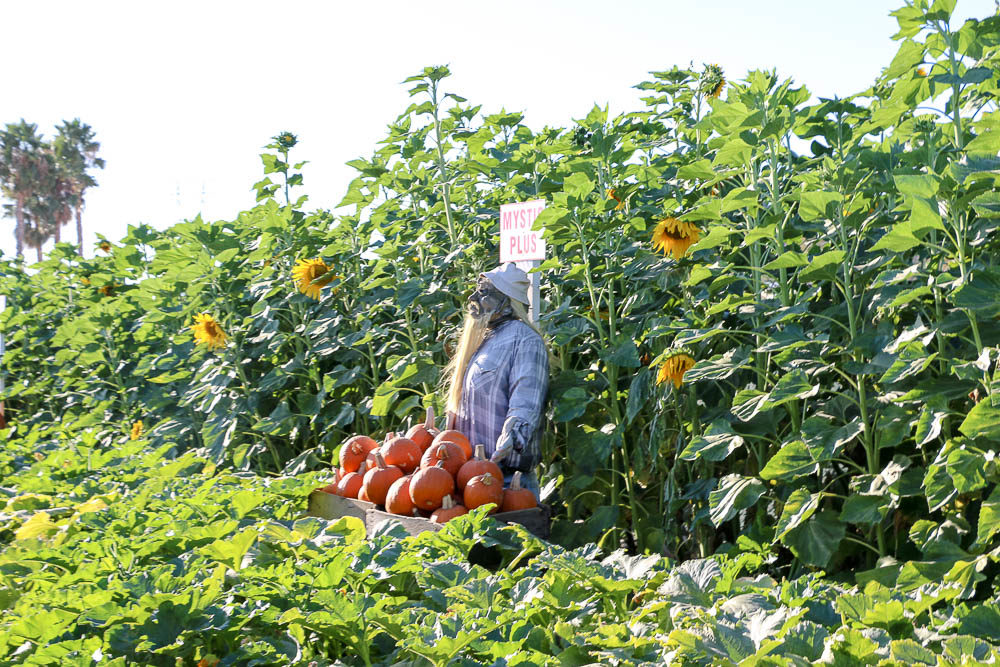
[307,488,375,521]
[308,488,551,541]
[365,508,443,537]
[365,504,550,541]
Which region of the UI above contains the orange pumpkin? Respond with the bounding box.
[382,435,421,474]
[405,405,439,452]
[409,461,455,511]
[358,486,371,503]
[456,444,503,492]
[321,483,339,495]
[365,432,395,471]
[339,435,378,473]
[420,441,467,478]
[361,452,403,506]
[464,472,504,513]
[430,495,468,524]
[336,472,364,499]
[432,430,472,459]
[385,476,416,516]
[501,471,536,512]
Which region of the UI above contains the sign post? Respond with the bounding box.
[499,200,546,324]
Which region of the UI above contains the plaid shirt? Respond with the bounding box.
[455,319,548,473]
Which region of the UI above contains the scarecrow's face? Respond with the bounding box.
[467,277,509,320]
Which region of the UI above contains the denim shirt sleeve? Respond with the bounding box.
[500,329,548,472]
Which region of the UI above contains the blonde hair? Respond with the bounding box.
[441,300,549,415]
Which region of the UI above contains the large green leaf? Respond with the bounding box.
[760,440,817,481]
[783,511,846,568]
[959,396,1000,440]
[709,474,766,526]
[562,172,595,200]
[775,488,821,541]
[799,251,846,282]
[976,486,1000,547]
[798,191,842,222]
[680,420,745,462]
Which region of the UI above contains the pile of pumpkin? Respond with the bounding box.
[322,408,537,523]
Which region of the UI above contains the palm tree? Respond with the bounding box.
[54,120,103,254]
[0,121,46,259]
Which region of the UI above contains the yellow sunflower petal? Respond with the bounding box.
[191,314,227,350]
[656,352,696,388]
[652,218,701,259]
[292,258,333,300]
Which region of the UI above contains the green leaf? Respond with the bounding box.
[959,396,1000,439]
[533,205,570,231]
[798,191,842,222]
[884,40,926,79]
[952,271,1000,317]
[971,191,1000,218]
[625,368,651,425]
[709,474,765,526]
[799,250,845,282]
[763,370,818,409]
[894,174,940,198]
[203,529,257,571]
[966,128,1000,153]
[944,555,989,599]
[959,604,1000,642]
[713,137,752,167]
[720,188,760,214]
[688,224,732,251]
[976,486,1000,547]
[763,251,809,270]
[946,446,987,494]
[760,440,816,481]
[879,344,935,385]
[775,488,821,541]
[840,493,889,525]
[783,511,845,568]
[553,386,593,422]
[677,159,715,181]
[563,172,595,200]
[890,5,925,39]
[923,462,958,512]
[731,389,768,422]
[871,220,925,253]
[600,340,640,368]
[680,420,744,462]
[683,198,723,223]
[889,639,936,665]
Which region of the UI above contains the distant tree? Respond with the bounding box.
[0,121,46,259]
[54,120,103,254]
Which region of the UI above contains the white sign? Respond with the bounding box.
[499,200,546,263]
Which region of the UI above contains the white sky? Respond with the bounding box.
[2,0,995,261]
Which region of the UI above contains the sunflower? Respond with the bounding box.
[191,313,228,349]
[80,277,90,286]
[701,64,726,99]
[99,283,116,297]
[916,66,928,77]
[656,350,696,389]
[652,217,701,259]
[273,131,298,150]
[130,421,143,440]
[606,188,626,211]
[98,241,111,252]
[292,258,334,300]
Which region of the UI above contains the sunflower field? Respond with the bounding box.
[6,1,1000,663]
